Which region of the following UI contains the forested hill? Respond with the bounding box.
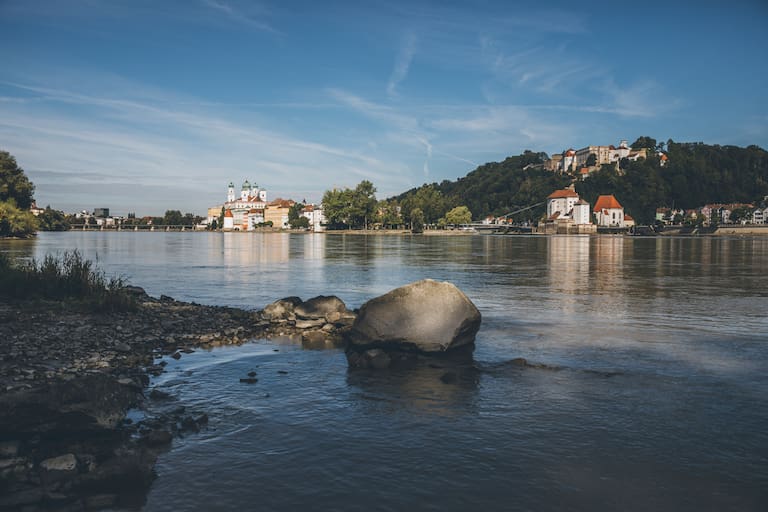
[393,141,768,225]
[394,150,571,223]
[576,141,768,223]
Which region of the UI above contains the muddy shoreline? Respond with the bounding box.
[0,289,353,511]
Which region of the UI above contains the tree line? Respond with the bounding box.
[5,137,768,237]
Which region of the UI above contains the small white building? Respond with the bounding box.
[223,209,234,230]
[301,204,326,232]
[546,188,580,220]
[753,207,768,224]
[572,200,591,225]
[593,195,626,227]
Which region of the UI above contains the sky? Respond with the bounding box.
[1,0,767,216]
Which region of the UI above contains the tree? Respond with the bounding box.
[0,201,38,237]
[0,150,35,209]
[586,153,597,167]
[38,207,70,231]
[377,200,402,229]
[444,205,472,225]
[290,216,310,229]
[163,210,184,225]
[1,150,37,237]
[631,136,657,151]
[321,180,378,229]
[410,208,425,233]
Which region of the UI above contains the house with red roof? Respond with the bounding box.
[542,187,595,234]
[546,187,580,221]
[593,195,627,227]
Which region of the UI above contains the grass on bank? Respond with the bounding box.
[0,250,135,311]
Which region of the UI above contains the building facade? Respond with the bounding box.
[593,195,626,227]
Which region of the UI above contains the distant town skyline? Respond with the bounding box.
[1,0,766,216]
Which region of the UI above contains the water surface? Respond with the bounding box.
[2,232,767,510]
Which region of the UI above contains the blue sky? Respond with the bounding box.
[1,0,766,216]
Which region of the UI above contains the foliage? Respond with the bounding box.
[38,206,70,231]
[410,208,425,233]
[290,215,310,229]
[321,180,377,229]
[0,150,35,209]
[163,210,184,225]
[574,142,768,224]
[0,150,38,237]
[159,211,200,226]
[394,151,568,223]
[444,205,472,225]
[0,250,135,311]
[376,200,403,229]
[631,136,658,151]
[287,202,310,229]
[0,201,38,238]
[585,153,597,167]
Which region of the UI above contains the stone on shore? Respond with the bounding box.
[345,279,481,368]
[294,295,348,321]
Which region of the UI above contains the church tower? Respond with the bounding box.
[241,180,251,201]
[227,182,235,203]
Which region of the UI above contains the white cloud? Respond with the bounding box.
[0,80,421,214]
[387,33,417,98]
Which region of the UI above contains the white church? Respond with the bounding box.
[220,181,268,231]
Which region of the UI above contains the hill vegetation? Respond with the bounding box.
[390,139,768,225]
[0,150,38,238]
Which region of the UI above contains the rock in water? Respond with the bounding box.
[345,279,481,367]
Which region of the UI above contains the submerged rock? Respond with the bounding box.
[345,279,481,368]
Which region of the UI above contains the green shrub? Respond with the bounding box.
[0,200,38,238]
[0,250,135,311]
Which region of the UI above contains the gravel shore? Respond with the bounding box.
[0,288,354,511]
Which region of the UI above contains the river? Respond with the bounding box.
[2,232,767,510]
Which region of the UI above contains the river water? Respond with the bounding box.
[2,232,767,510]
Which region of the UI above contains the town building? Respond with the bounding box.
[264,199,294,229]
[541,187,595,234]
[546,188,580,220]
[210,180,269,231]
[700,203,754,225]
[593,195,627,227]
[301,204,327,232]
[223,209,234,230]
[551,140,654,176]
[29,202,45,216]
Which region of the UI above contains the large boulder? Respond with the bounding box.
[345,280,481,367]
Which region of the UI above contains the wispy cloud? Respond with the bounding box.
[201,0,279,33]
[0,79,421,213]
[387,33,417,98]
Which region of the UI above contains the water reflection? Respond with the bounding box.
[346,361,480,417]
[547,236,590,314]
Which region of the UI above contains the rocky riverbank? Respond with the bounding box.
[0,289,356,511]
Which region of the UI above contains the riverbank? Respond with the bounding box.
[0,290,354,510]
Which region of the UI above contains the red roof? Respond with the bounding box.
[593,195,623,212]
[624,214,635,221]
[224,209,233,218]
[547,189,579,199]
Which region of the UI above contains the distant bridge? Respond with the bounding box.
[72,224,202,232]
